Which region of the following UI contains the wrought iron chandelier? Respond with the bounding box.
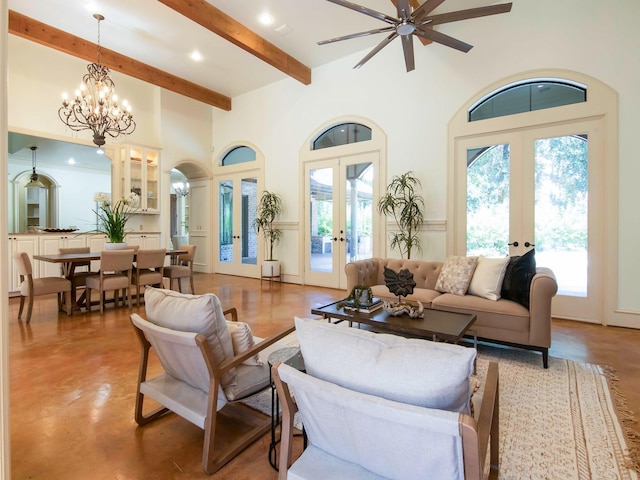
[25,146,45,189]
[58,13,136,148]
[173,182,190,197]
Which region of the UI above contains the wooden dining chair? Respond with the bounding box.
[163,244,196,293]
[85,249,135,314]
[13,251,72,324]
[132,248,166,306]
[59,246,93,306]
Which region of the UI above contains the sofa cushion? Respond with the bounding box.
[501,249,536,308]
[295,317,476,414]
[226,321,263,366]
[468,256,510,301]
[435,255,479,296]
[144,287,237,389]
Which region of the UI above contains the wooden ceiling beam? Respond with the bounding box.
[157,0,311,85]
[8,10,232,111]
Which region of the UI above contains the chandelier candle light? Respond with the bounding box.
[59,14,136,149]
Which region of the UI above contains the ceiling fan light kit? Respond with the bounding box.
[319,0,512,72]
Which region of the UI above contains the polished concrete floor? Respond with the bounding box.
[7,273,640,479]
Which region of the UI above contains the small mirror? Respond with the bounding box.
[8,132,112,233]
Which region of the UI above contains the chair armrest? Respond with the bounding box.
[219,324,296,372]
[223,307,238,322]
[528,267,558,348]
[272,361,299,479]
[345,258,380,294]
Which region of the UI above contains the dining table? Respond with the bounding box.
[33,249,187,311]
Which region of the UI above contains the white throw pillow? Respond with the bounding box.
[468,256,510,301]
[295,317,476,414]
[144,287,237,389]
[435,255,479,296]
[226,321,263,366]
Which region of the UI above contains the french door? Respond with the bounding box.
[304,152,377,289]
[214,172,260,277]
[455,119,603,322]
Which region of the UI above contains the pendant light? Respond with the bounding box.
[25,146,46,189]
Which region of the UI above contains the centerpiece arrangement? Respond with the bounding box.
[93,191,139,248]
[382,267,424,318]
[337,286,383,313]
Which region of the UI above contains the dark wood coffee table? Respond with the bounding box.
[311,301,477,345]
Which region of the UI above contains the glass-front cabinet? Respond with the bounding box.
[120,145,160,213]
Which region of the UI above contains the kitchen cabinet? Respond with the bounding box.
[87,234,108,271]
[38,235,87,278]
[127,233,161,249]
[8,235,39,293]
[120,145,160,213]
[25,187,48,230]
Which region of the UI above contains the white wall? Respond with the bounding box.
[211,0,640,319]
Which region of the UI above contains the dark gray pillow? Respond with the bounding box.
[501,249,536,308]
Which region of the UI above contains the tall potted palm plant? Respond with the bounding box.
[377,171,425,259]
[254,191,283,277]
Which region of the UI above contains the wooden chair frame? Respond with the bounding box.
[131,311,295,474]
[273,361,499,480]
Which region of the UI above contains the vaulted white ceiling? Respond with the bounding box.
[7,0,501,100]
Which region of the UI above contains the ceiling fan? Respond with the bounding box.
[318,0,512,72]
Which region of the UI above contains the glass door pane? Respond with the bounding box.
[466,144,510,256]
[345,162,373,263]
[534,135,588,297]
[309,167,334,273]
[240,177,257,265]
[219,180,233,263]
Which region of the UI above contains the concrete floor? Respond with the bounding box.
[7,273,640,479]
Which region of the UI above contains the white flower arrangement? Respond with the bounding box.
[93,191,140,243]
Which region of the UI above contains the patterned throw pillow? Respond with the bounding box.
[435,255,479,296]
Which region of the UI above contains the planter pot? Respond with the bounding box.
[105,242,129,250]
[261,260,281,278]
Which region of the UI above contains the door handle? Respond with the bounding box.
[340,237,345,242]
[333,237,338,242]
[508,241,519,247]
[524,242,535,247]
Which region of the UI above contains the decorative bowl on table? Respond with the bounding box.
[39,228,79,233]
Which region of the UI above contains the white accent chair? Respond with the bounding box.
[273,317,499,480]
[130,287,295,474]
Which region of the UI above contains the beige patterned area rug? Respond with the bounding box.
[475,345,638,479]
[243,342,638,479]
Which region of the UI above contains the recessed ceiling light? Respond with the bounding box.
[258,12,274,26]
[68,158,76,165]
[190,50,203,62]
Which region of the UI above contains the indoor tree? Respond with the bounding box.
[254,190,283,264]
[377,171,425,259]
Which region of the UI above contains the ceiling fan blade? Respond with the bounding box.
[412,0,446,22]
[426,3,513,26]
[395,0,412,20]
[401,34,415,72]
[354,32,399,69]
[414,27,473,53]
[325,0,399,25]
[318,26,395,45]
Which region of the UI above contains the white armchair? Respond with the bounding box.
[274,317,499,480]
[130,287,294,474]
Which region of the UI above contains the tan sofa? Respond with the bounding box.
[345,258,558,368]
